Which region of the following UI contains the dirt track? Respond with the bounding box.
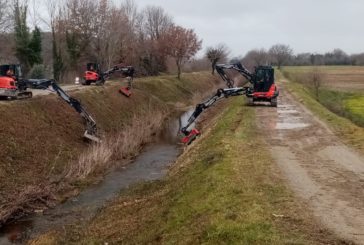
[256,81,364,244]
[29,84,91,96]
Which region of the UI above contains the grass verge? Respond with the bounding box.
[279,70,364,152]
[39,97,340,244]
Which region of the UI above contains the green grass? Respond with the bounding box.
[343,96,364,125]
[43,97,338,244]
[315,89,364,128]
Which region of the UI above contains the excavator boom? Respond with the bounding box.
[180,87,248,144]
[25,79,100,142]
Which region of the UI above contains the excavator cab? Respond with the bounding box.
[0,64,22,80]
[247,66,278,107]
[0,64,27,98]
[83,63,103,85]
[254,66,274,92]
[86,63,100,73]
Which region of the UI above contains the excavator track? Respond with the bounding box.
[16,91,33,100]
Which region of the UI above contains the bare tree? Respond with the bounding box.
[138,5,173,74]
[101,7,130,68]
[0,0,12,62]
[351,53,364,65]
[163,25,202,79]
[308,67,325,101]
[121,0,138,28]
[0,0,11,33]
[93,0,113,67]
[62,0,97,69]
[269,44,293,69]
[242,48,269,70]
[205,43,229,74]
[142,5,172,40]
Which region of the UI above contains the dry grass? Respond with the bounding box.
[0,72,221,225]
[283,66,364,92]
[67,109,165,180]
[0,185,55,226]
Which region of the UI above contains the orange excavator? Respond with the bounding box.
[0,64,99,142]
[83,63,135,97]
[0,64,32,99]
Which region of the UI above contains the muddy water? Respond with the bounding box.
[0,109,195,244]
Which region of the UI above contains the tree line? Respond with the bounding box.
[0,0,363,82]
[239,45,364,70]
[0,0,202,81]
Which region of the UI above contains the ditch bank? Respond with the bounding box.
[0,109,194,244]
[0,72,220,227]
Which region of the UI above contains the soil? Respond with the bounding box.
[255,81,364,244]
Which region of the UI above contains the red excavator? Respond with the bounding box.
[180,62,279,145]
[82,63,135,97]
[0,64,32,99]
[0,64,99,142]
[180,87,248,144]
[216,63,279,107]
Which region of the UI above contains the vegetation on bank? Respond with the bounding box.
[38,97,339,244]
[0,72,220,225]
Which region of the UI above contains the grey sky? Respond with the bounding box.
[117,0,362,57]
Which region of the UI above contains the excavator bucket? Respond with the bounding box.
[83,130,101,143]
[181,129,200,145]
[119,86,131,97]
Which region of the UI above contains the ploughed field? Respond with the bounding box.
[283,66,364,91]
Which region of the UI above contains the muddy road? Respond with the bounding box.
[256,81,364,244]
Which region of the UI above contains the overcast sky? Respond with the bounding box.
[114,0,362,57]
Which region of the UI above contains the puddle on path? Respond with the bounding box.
[276,103,310,130]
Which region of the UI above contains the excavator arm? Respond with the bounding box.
[215,63,256,88]
[24,79,100,142]
[101,64,135,97]
[180,87,248,144]
[101,64,135,82]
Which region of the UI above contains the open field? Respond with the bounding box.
[283,66,364,91]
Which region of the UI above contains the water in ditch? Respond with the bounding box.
[0,109,195,244]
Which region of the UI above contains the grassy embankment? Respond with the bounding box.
[0,72,220,225]
[281,66,364,151]
[36,96,340,244]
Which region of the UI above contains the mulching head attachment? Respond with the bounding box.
[83,130,101,143]
[181,128,200,145]
[119,86,131,97]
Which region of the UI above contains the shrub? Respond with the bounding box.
[29,64,45,79]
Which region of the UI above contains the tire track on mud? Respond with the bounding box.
[255,82,364,244]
